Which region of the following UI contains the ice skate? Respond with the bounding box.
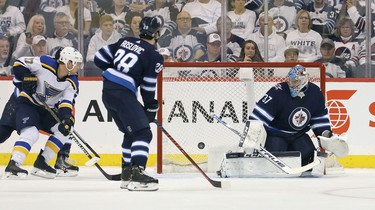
[55,154,79,177]
[120,166,131,189]
[30,150,56,179]
[127,166,158,191]
[3,160,28,179]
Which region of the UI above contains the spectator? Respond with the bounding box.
[40,0,69,12]
[182,0,221,35]
[238,39,264,62]
[86,15,122,62]
[13,14,46,59]
[10,35,47,65]
[337,0,375,41]
[266,0,297,39]
[315,38,349,78]
[227,0,257,39]
[197,33,236,62]
[0,36,11,76]
[284,45,300,62]
[85,15,122,76]
[0,0,26,39]
[286,10,322,62]
[127,0,153,13]
[158,47,174,62]
[104,0,129,37]
[143,0,179,37]
[56,0,92,37]
[245,14,286,62]
[160,11,205,62]
[46,12,78,56]
[216,16,244,59]
[125,12,143,38]
[299,0,338,37]
[330,18,362,69]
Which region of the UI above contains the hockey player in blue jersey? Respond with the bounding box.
[4,47,83,179]
[249,65,348,167]
[94,16,163,191]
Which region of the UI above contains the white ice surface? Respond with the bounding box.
[0,167,374,210]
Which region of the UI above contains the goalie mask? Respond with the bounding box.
[59,47,83,74]
[286,65,308,98]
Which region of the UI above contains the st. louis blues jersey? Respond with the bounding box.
[94,37,163,105]
[13,55,79,118]
[250,82,331,137]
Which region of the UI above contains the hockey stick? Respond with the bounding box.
[154,120,230,188]
[212,114,321,174]
[35,94,121,181]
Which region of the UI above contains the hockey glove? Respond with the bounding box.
[318,131,349,158]
[58,116,75,136]
[22,74,38,95]
[144,100,159,123]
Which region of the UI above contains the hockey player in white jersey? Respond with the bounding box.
[4,47,83,179]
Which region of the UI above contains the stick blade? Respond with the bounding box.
[210,180,231,189]
[85,157,100,166]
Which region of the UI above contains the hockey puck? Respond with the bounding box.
[197,142,205,149]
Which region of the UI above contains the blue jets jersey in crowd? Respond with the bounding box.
[94,37,164,105]
[249,82,331,138]
[13,55,79,119]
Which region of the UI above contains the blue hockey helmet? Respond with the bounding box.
[139,16,162,40]
[286,65,308,98]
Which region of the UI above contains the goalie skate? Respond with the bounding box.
[30,150,56,179]
[55,154,79,177]
[3,160,28,179]
[127,166,158,191]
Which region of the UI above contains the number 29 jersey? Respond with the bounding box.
[94,37,164,104]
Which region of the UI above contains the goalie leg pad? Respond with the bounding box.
[243,120,267,153]
[217,151,302,178]
[300,151,327,177]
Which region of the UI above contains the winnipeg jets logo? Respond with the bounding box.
[22,117,30,124]
[288,107,310,130]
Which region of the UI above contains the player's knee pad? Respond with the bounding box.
[19,126,39,145]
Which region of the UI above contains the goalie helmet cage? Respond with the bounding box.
[156,62,326,174]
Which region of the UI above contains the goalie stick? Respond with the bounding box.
[154,120,230,189]
[212,114,321,174]
[36,94,121,181]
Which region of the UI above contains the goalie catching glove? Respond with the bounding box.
[242,120,267,154]
[318,130,349,158]
[144,99,159,123]
[58,115,75,136]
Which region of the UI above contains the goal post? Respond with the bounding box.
[156,62,326,174]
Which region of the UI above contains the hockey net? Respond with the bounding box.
[156,62,326,173]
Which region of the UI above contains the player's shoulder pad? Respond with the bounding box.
[40,55,59,71]
[65,75,79,91]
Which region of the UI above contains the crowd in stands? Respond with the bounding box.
[0,0,374,78]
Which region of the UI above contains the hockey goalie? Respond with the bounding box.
[216,65,349,178]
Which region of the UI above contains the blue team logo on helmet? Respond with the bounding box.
[288,107,311,130]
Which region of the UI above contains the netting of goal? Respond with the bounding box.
[156,62,326,173]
